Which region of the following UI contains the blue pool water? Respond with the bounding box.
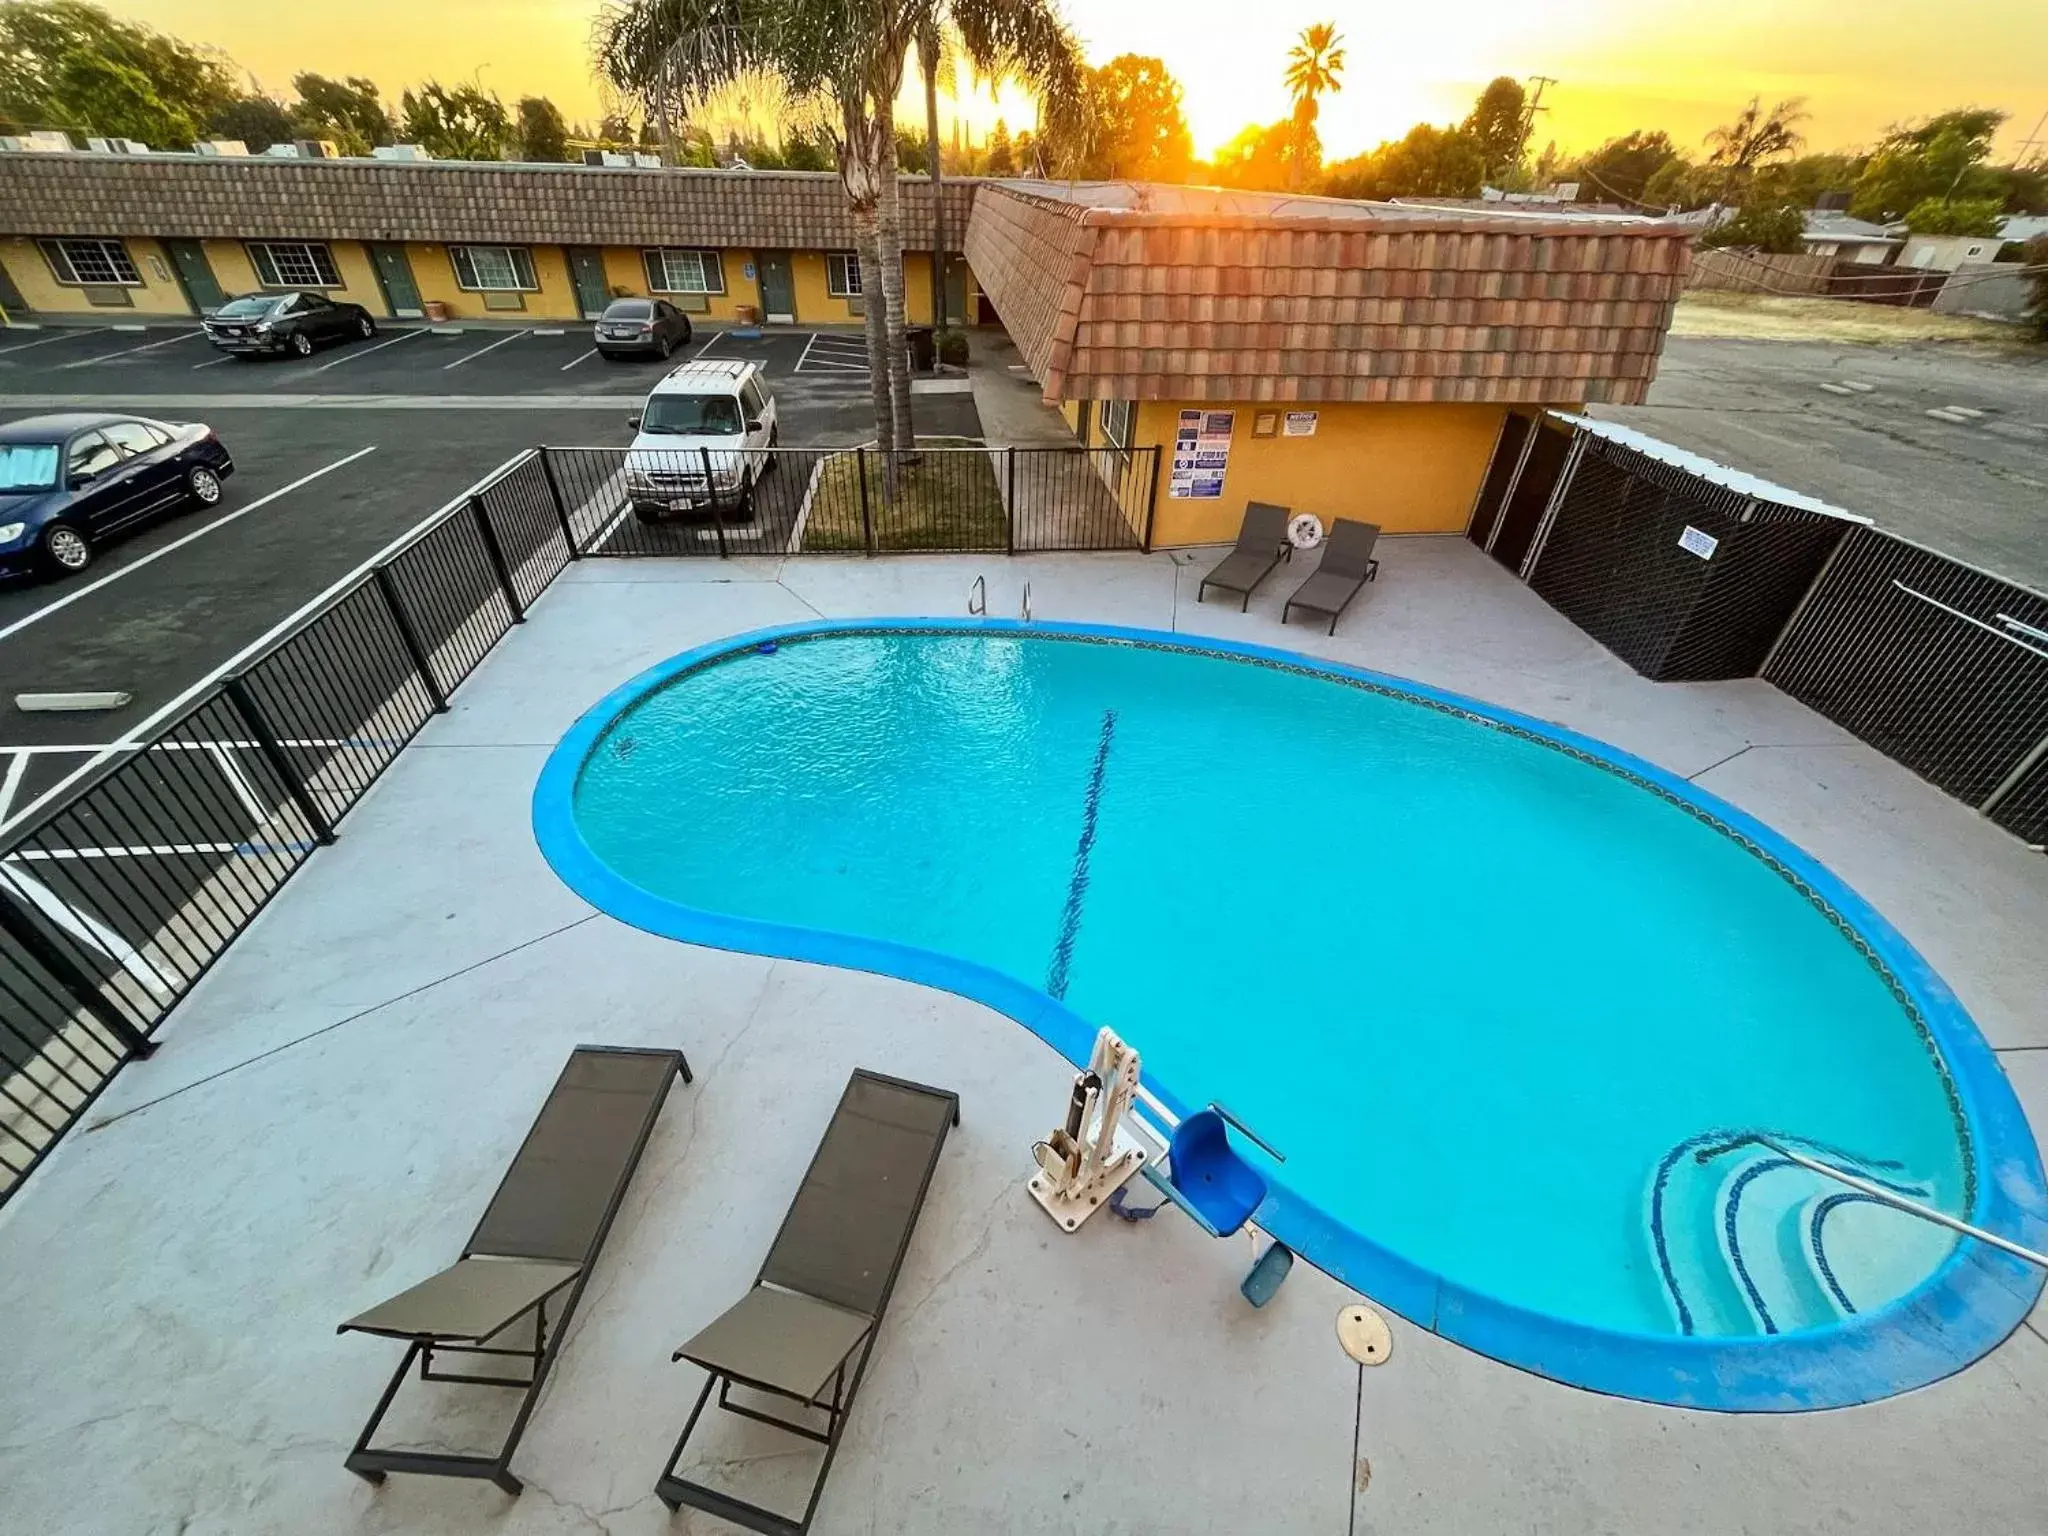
[535,621,2046,1409]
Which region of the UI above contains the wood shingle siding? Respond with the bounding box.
[0,155,975,251]
[965,181,1695,406]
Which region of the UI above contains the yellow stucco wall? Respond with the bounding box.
[1129,399,1512,548]
[403,243,580,321]
[595,246,761,322]
[0,235,193,316]
[197,239,385,312]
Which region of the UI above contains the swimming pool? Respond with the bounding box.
[533,619,2047,1409]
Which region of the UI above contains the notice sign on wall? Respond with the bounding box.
[1169,409,1235,498]
[1678,525,1719,560]
[1284,410,1319,437]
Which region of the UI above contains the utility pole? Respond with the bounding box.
[2017,108,2048,168]
[1517,75,1557,169]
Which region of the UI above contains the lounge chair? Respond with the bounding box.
[656,1068,960,1536]
[1282,518,1381,634]
[1197,501,1292,610]
[339,1044,691,1496]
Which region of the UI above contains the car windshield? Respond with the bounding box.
[0,442,61,492]
[640,394,743,435]
[605,300,652,319]
[215,296,281,318]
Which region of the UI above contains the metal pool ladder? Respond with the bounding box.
[1723,1133,2048,1268]
[968,574,986,615]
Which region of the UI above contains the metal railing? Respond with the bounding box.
[543,443,1159,557]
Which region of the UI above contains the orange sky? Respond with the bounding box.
[117,0,2048,163]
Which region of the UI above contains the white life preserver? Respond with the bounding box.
[1287,513,1325,550]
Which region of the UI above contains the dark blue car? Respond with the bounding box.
[0,412,234,580]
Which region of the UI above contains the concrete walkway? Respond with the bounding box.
[2,543,2047,1535]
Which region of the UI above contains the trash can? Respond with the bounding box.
[905,325,936,373]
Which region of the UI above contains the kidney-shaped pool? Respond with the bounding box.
[533,620,2046,1409]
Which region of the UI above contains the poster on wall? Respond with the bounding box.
[1168,409,1234,499]
[1284,410,1319,436]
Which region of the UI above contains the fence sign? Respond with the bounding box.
[1678,525,1719,560]
[1169,409,1233,499]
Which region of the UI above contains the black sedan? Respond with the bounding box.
[594,297,694,360]
[0,413,235,579]
[202,291,377,358]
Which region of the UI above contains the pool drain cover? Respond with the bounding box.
[1337,1304,1391,1366]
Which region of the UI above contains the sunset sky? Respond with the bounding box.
[118,0,2048,163]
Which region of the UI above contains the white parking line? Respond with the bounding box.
[0,446,378,644]
[58,330,207,369]
[442,330,531,370]
[311,326,427,372]
[793,332,819,372]
[559,347,597,372]
[690,331,722,361]
[0,753,27,824]
[0,327,107,356]
[192,356,233,369]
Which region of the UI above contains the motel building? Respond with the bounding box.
[0,151,1693,549]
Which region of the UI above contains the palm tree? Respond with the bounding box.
[1704,95,1808,198]
[596,0,1082,466]
[1282,21,1344,190]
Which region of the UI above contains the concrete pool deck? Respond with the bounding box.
[4,538,2048,1535]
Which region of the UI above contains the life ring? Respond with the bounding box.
[1287,513,1325,550]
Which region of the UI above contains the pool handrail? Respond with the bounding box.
[1723,1133,2048,1270]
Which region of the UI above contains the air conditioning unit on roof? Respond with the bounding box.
[372,144,433,162]
[195,139,250,156]
[23,130,74,153]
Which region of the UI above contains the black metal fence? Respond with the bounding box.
[544,443,1159,557]
[0,449,572,1204]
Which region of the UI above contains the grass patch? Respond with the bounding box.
[1673,291,2032,348]
[800,440,1006,552]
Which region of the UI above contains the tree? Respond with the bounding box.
[1209,120,1317,193]
[1321,123,1483,201]
[1641,156,1713,209]
[1055,54,1191,181]
[985,118,1015,175]
[1697,203,1805,253]
[1462,76,1527,184]
[1850,110,2005,223]
[399,81,513,161]
[1703,95,1807,197]
[0,0,236,144]
[1570,130,1681,206]
[291,73,391,154]
[894,123,927,172]
[1901,197,2005,236]
[1282,22,1343,191]
[2022,236,2048,340]
[515,95,570,160]
[780,129,832,171]
[208,93,294,151]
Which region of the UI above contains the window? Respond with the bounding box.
[246,241,342,288]
[101,421,164,456]
[66,432,123,482]
[740,378,768,421]
[448,245,538,292]
[0,443,60,492]
[1101,399,1135,452]
[825,252,861,297]
[39,238,141,287]
[643,248,725,295]
[640,393,743,436]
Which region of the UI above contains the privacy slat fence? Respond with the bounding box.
[0,440,1158,1206]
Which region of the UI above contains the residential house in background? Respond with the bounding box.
[1799,211,1902,265]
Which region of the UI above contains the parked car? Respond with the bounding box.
[202,292,376,358]
[595,297,693,361]
[0,413,234,578]
[623,360,779,522]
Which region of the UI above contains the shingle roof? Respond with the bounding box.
[0,153,974,250]
[965,181,1697,406]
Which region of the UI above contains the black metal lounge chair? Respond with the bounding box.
[1282,518,1382,634]
[1197,501,1292,610]
[656,1068,960,1536]
[339,1044,691,1496]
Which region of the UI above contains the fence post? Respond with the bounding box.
[1004,448,1017,556]
[700,446,730,558]
[1142,447,1161,553]
[1518,434,1586,582]
[0,893,158,1059]
[537,448,580,559]
[371,565,449,713]
[469,496,525,623]
[223,676,335,846]
[856,446,874,556]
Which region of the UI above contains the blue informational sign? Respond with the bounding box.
[1169,408,1233,499]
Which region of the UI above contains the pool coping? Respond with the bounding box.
[530,616,2048,1412]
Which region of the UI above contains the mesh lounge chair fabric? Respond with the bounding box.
[339,1044,691,1496]
[658,1069,960,1536]
[1284,519,1381,634]
[1197,501,1291,611]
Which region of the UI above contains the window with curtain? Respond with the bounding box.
[449,246,538,291]
[642,248,725,294]
[825,252,861,297]
[246,242,342,288]
[39,238,141,286]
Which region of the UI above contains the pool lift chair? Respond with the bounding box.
[1028,1026,1296,1306]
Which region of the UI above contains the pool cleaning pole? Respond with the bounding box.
[1758,1137,2048,1270]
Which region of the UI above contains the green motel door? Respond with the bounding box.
[568,248,611,318]
[164,240,227,314]
[370,244,423,318]
[756,251,795,323]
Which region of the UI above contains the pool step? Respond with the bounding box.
[1647,1134,1953,1336]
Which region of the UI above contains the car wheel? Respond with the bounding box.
[680,319,694,346]
[355,313,376,339]
[187,465,224,507]
[632,504,665,525]
[39,521,93,575]
[290,332,314,357]
[657,335,672,359]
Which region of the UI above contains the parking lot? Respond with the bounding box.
[0,322,981,823]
